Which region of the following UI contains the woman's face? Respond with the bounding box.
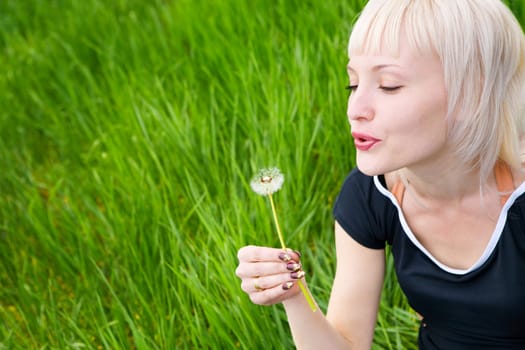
[346,38,449,176]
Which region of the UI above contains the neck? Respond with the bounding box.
[400,161,487,203]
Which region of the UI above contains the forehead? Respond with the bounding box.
[347,0,435,58]
[346,50,442,79]
[348,22,441,71]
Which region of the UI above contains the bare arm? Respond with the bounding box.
[236,220,385,349]
[325,221,385,348]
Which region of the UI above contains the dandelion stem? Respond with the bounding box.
[268,193,286,250]
[268,193,316,312]
[297,280,317,311]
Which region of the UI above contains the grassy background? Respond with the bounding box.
[0,1,523,349]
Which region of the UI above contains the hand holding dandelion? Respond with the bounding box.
[250,167,316,312]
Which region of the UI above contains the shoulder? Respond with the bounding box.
[334,167,399,209]
[337,167,376,197]
[334,168,377,211]
[333,167,396,249]
[333,167,376,224]
[342,167,372,185]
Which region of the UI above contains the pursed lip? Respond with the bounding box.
[351,132,382,151]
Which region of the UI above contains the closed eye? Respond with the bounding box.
[345,85,357,93]
[380,86,403,93]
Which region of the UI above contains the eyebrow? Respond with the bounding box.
[346,63,402,72]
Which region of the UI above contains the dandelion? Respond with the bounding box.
[250,167,284,195]
[250,167,316,312]
[250,168,287,248]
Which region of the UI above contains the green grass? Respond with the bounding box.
[0,1,523,349]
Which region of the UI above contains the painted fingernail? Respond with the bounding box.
[292,249,302,258]
[282,281,294,290]
[290,271,305,279]
[278,252,291,262]
[286,262,301,271]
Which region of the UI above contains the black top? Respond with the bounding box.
[333,168,525,349]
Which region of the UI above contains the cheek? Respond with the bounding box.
[386,98,448,149]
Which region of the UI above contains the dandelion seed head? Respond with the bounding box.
[250,167,284,196]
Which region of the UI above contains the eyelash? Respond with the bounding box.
[345,85,402,93]
[381,86,402,92]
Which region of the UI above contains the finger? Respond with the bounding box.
[252,277,264,292]
[237,245,302,263]
[248,281,299,305]
[240,272,290,293]
[237,245,286,262]
[279,248,302,263]
[235,260,301,278]
[240,267,306,293]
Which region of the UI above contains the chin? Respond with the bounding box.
[356,165,383,176]
[356,156,399,176]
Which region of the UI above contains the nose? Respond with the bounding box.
[347,88,374,122]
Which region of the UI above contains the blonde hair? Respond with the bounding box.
[349,0,525,182]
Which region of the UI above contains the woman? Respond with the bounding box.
[236,0,525,348]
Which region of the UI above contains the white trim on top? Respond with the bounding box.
[373,175,525,275]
